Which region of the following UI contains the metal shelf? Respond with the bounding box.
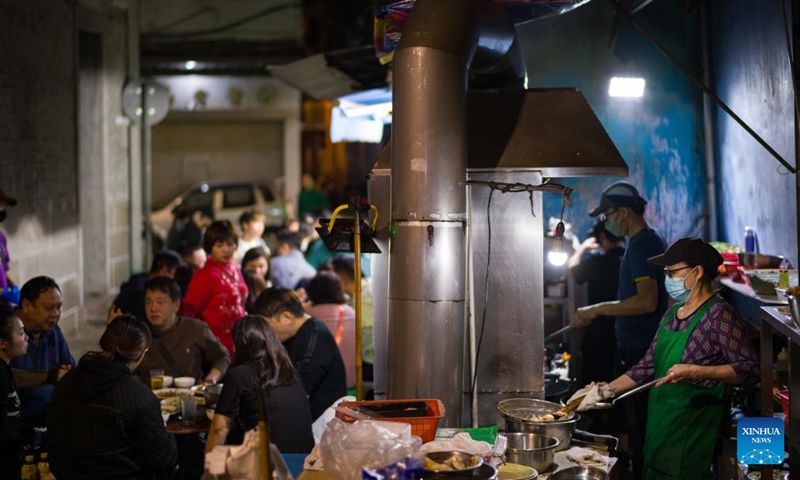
[760,306,800,475]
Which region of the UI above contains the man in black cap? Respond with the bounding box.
[0,189,19,306]
[570,181,668,478]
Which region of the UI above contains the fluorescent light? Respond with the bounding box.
[609,77,645,98]
[185,60,197,71]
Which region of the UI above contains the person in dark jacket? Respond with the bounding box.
[111,250,183,322]
[0,303,32,478]
[47,315,177,480]
[206,315,314,454]
[254,288,346,420]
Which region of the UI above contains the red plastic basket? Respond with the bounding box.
[334,398,445,443]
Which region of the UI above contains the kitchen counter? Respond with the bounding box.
[720,278,787,305]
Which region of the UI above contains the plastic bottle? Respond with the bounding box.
[744,226,756,253]
[38,452,55,480]
[20,455,39,480]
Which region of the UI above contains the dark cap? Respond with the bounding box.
[647,237,723,272]
[586,219,622,243]
[588,181,647,217]
[0,189,17,207]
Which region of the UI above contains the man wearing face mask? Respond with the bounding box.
[577,238,759,479]
[569,181,668,478]
[0,189,20,307]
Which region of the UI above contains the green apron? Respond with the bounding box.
[643,299,726,480]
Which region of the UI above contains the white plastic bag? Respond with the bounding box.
[319,418,422,480]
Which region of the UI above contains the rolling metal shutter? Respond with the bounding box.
[151,121,283,208]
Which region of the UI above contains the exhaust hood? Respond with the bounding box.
[376,87,628,177]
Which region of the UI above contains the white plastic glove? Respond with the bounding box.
[568,382,615,411]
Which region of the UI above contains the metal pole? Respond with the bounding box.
[466,184,478,427]
[354,204,364,401]
[142,81,154,267]
[256,385,271,480]
[700,3,718,240]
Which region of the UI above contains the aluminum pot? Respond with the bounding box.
[503,414,578,452]
[504,433,559,473]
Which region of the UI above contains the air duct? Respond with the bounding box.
[388,0,524,426]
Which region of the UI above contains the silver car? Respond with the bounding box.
[150,181,286,241]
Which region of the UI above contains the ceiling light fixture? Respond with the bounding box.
[609,77,645,98]
[185,60,197,71]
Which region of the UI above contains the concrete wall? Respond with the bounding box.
[709,0,797,264]
[517,0,707,245]
[0,0,138,331]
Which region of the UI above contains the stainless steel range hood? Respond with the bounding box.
[376,87,628,176]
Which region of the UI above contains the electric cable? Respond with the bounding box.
[467,180,573,413]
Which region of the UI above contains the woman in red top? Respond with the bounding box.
[182,220,248,355]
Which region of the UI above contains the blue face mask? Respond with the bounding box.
[664,269,696,302]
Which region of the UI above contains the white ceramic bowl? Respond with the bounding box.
[174,377,195,388]
[162,375,174,388]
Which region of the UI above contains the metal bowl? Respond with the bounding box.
[784,293,800,329]
[739,252,785,269]
[548,466,608,480]
[202,383,224,407]
[424,451,484,477]
[504,433,559,473]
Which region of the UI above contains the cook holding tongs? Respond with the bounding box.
[569,238,759,480]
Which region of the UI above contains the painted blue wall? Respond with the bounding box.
[709,0,797,264]
[516,0,707,245]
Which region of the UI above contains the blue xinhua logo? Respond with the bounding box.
[737,417,784,465]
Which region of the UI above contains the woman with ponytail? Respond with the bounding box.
[206,315,314,453]
[47,315,177,479]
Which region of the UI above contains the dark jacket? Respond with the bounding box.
[113,273,149,321]
[47,357,177,480]
[136,316,230,384]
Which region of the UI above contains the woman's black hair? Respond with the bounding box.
[306,271,346,305]
[689,263,721,284]
[231,315,294,388]
[203,220,238,254]
[0,304,16,345]
[80,315,151,366]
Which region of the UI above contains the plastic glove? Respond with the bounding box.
[1,285,20,305]
[568,382,615,411]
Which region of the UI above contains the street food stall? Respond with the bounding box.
[291,0,628,477]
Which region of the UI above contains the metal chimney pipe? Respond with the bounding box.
[388,0,478,426]
[387,0,523,426]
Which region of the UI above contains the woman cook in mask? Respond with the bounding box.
[574,238,759,479]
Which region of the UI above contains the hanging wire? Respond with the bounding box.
[467,180,573,406]
[471,188,493,398]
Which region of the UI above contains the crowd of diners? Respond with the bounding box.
[0,207,372,479]
[0,180,768,480]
